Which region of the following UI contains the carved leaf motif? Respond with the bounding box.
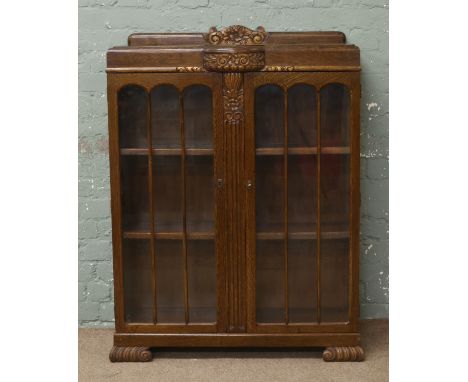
[223,73,244,124]
[176,66,204,72]
[262,66,295,72]
[203,52,265,72]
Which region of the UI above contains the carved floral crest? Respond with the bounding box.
[205,25,268,45]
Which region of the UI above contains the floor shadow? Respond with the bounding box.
[153,347,323,359]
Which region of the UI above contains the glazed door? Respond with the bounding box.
[108,73,226,333]
[244,72,360,333]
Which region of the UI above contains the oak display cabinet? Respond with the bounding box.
[106,25,362,362]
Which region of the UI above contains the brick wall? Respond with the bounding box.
[78,0,389,326]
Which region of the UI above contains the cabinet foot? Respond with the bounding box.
[322,346,364,362]
[109,346,152,362]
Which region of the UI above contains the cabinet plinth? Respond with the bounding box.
[106,25,362,362]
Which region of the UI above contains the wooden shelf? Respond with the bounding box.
[125,307,217,325]
[255,147,350,155]
[256,231,349,240]
[321,147,350,154]
[124,231,347,240]
[123,231,215,240]
[256,307,348,324]
[120,148,214,156]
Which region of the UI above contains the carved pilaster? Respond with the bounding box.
[323,346,365,362]
[109,346,152,362]
[223,73,246,332]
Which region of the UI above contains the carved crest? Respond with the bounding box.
[205,25,268,45]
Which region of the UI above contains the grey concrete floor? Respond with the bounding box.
[79,319,388,382]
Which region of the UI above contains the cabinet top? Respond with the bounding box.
[107,25,360,73]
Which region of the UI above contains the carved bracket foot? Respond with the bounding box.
[323,346,364,362]
[109,346,152,362]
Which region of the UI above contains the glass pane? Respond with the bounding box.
[288,240,317,323]
[256,240,284,323]
[187,240,216,323]
[155,240,185,323]
[122,239,153,322]
[320,84,350,147]
[118,85,148,149]
[256,156,284,233]
[320,239,349,322]
[288,84,317,147]
[288,155,317,233]
[184,85,213,149]
[186,156,214,233]
[319,83,350,323]
[151,85,180,148]
[152,155,182,233]
[255,85,284,148]
[320,154,350,232]
[120,155,150,231]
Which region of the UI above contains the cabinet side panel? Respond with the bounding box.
[107,75,125,330]
[350,73,361,330]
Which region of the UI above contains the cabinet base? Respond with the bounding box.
[108,344,365,362]
[114,332,361,348]
[109,346,152,362]
[109,333,364,362]
[322,346,364,362]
